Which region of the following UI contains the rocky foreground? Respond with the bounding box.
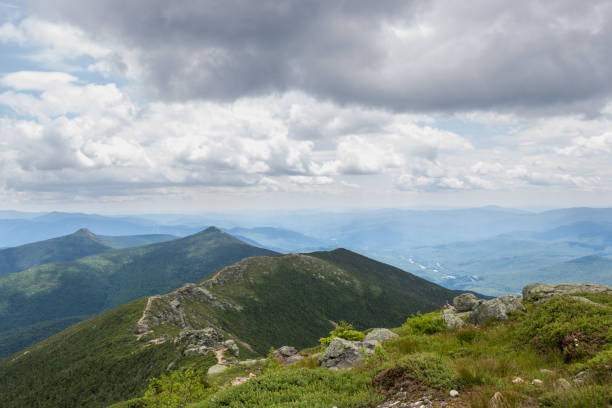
[189,282,612,408]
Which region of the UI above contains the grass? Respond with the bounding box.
[150,293,612,408]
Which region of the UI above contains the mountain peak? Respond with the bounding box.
[72,228,96,237]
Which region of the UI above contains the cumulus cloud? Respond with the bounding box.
[21,0,612,113]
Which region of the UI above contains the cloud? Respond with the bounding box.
[23,0,612,113]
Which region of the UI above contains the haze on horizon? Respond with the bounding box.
[2,1,612,213]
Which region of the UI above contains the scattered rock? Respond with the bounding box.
[319,337,377,369]
[572,370,591,384]
[365,328,399,342]
[449,389,459,397]
[512,377,524,384]
[467,296,526,325]
[522,283,612,303]
[177,327,223,347]
[453,293,479,312]
[569,296,604,307]
[441,310,464,329]
[231,372,256,386]
[223,339,240,357]
[488,392,510,408]
[207,364,228,375]
[275,345,298,357]
[531,379,543,386]
[238,359,259,367]
[539,368,554,375]
[273,345,304,364]
[554,378,572,391]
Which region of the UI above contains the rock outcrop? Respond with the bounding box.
[453,293,479,312]
[177,327,224,355]
[467,295,526,325]
[319,337,378,369]
[364,328,399,342]
[273,346,304,365]
[523,283,612,303]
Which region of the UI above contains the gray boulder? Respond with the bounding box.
[467,295,526,325]
[453,293,479,312]
[523,283,612,303]
[177,327,224,355]
[442,309,465,329]
[207,364,228,375]
[275,345,298,357]
[223,339,240,357]
[364,328,398,342]
[319,337,378,369]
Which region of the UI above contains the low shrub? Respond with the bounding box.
[319,321,365,349]
[403,312,446,335]
[373,352,458,392]
[143,367,216,408]
[195,368,381,408]
[516,296,611,361]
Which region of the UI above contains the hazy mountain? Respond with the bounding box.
[525,255,612,286]
[0,228,179,277]
[0,227,276,358]
[0,228,112,276]
[225,226,332,253]
[0,212,199,247]
[0,248,462,408]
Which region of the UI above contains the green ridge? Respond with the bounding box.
[0,248,461,407]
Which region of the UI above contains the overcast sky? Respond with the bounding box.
[1,0,612,212]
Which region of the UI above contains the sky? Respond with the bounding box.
[1,1,612,213]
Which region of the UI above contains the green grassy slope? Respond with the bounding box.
[187,293,612,408]
[0,248,462,408]
[193,249,461,353]
[0,227,276,357]
[0,298,216,408]
[0,228,113,276]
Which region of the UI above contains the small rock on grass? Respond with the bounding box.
[449,389,459,397]
[531,379,543,385]
[555,378,572,391]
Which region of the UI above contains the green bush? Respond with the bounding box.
[517,296,611,361]
[319,321,365,349]
[403,312,446,335]
[373,352,458,391]
[143,368,216,408]
[195,368,381,408]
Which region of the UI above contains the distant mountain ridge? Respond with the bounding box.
[0,228,178,277]
[0,247,463,408]
[0,227,276,358]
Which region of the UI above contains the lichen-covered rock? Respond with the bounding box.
[467,295,526,325]
[364,328,398,342]
[453,293,479,312]
[275,345,298,357]
[318,337,377,369]
[224,339,240,357]
[442,309,465,329]
[207,364,228,375]
[522,283,612,303]
[273,346,304,364]
[177,327,224,355]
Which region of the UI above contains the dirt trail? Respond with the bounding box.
[216,346,228,363]
[135,295,161,339]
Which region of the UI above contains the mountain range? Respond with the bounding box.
[0,227,275,358]
[0,247,461,408]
